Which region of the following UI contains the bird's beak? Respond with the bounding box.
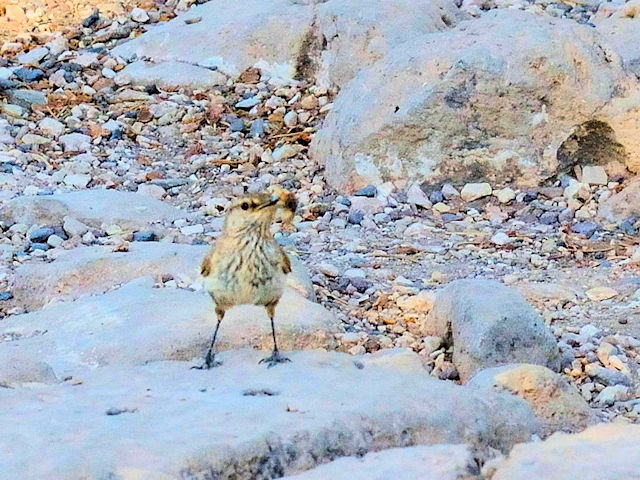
[258,195,280,209]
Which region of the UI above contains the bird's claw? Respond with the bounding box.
[191,353,222,370]
[259,350,291,368]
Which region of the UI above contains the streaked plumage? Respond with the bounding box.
[195,187,297,369]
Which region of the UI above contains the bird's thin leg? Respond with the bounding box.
[193,308,225,370]
[259,302,291,367]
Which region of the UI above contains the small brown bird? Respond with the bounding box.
[195,186,297,369]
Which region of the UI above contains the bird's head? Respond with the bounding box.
[223,187,297,235]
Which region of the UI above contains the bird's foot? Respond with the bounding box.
[259,350,291,368]
[191,352,222,370]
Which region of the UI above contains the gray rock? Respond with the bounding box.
[441,183,460,199]
[348,211,364,224]
[354,185,377,197]
[594,385,628,405]
[47,234,64,248]
[6,89,47,109]
[0,67,13,81]
[72,52,99,68]
[0,349,539,478]
[250,118,265,137]
[580,165,607,185]
[428,190,444,204]
[584,364,632,386]
[491,231,512,246]
[62,216,90,237]
[38,117,65,137]
[14,67,44,82]
[558,208,575,224]
[492,424,640,480]
[281,444,476,480]
[59,133,92,153]
[571,221,598,237]
[132,231,156,242]
[28,226,55,243]
[235,97,260,109]
[0,190,182,232]
[539,211,559,225]
[406,184,432,208]
[426,279,561,382]
[229,116,245,132]
[17,47,49,65]
[578,324,602,342]
[284,110,298,127]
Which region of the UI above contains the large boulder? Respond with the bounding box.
[311,10,637,192]
[426,279,561,382]
[491,423,640,480]
[11,242,315,310]
[113,0,314,82]
[0,190,182,231]
[0,350,540,479]
[596,91,640,174]
[0,277,338,382]
[112,0,464,88]
[468,364,597,435]
[596,0,640,79]
[281,444,476,480]
[312,0,465,89]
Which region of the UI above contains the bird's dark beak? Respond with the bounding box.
[258,195,279,209]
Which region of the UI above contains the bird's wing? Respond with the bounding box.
[279,246,292,274]
[201,248,213,277]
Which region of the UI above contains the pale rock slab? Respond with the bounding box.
[491,423,640,480]
[12,242,315,310]
[115,60,228,89]
[0,277,337,381]
[281,444,476,480]
[0,350,540,479]
[0,190,182,231]
[112,0,464,88]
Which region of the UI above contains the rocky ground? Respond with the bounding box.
[1,0,640,479]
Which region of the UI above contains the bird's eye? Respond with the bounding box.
[241,202,249,210]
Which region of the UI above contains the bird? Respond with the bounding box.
[194,185,298,369]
